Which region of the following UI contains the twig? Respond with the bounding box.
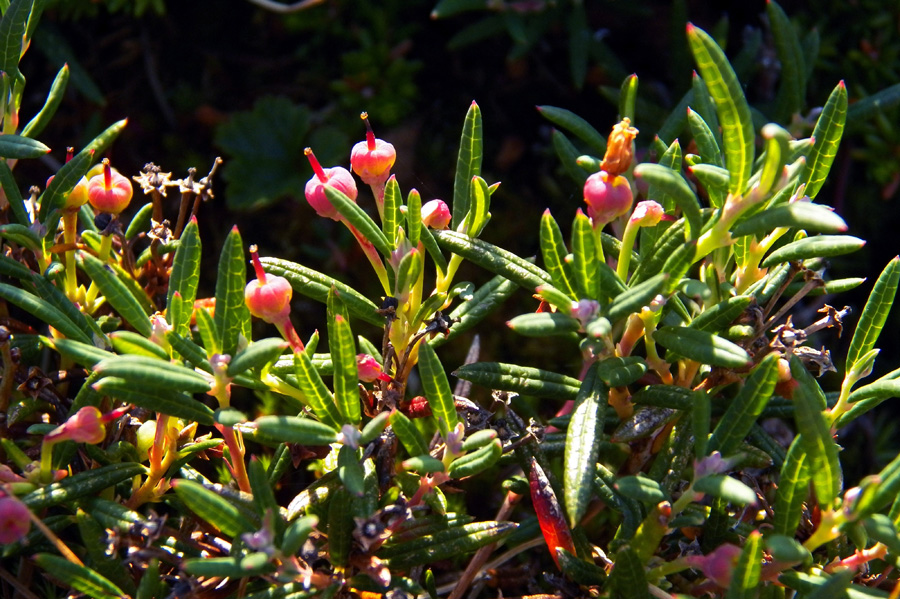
[0,564,41,599]
[245,0,326,13]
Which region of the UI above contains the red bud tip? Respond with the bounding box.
[65,147,74,163]
[249,244,267,282]
[361,111,377,151]
[838,79,846,88]
[190,215,198,224]
[305,147,327,182]
[686,22,695,32]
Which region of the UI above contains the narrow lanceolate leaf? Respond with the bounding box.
[454,362,581,401]
[606,273,668,323]
[32,555,124,599]
[22,63,70,139]
[406,187,423,246]
[452,101,483,229]
[633,163,702,239]
[708,353,780,456]
[732,202,848,237]
[846,256,900,375]
[767,0,806,122]
[382,521,517,568]
[660,240,697,294]
[0,134,50,159]
[93,377,215,426]
[40,141,93,219]
[530,458,575,569]
[22,462,145,510]
[0,283,91,343]
[433,229,554,292]
[292,351,342,429]
[330,314,360,424]
[608,546,651,599]
[227,338,288,377]
[564,364,607,527]
[93,355,212,394]
[167,217,201,337]
[433,274,517,346]
[79,252,153,336]
[462,175,492,236]
[448,439,502,479]
[760,234,865,267]
[417,342,459,438]
[694,475,758,507]
[324,186,390,257]
[0,0,33,82]
[214,227,250,356]
[174,479,254,538]
[382,174,401,247]
[687,107,723,167]
[552,129,588,185]
[757,123,792,196]
[389,410,429,457]
[42,337,110,367]
[254,415,339,446]
[687,23,754,195]
[597,356,647,388]
[0,160,28,225]
[725,531,762,599]
[507,312,580,338]
[653,326,751,368]
[540,209,577,299]
[690,295,753,333]
[571,210,597,299]
[615,475,669,504]
[537,105,607,156]
[261,257,382,327]
[619,73,638,121]
[790,356,841,507]
[800,80,847,200]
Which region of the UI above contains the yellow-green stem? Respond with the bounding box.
[84,234,114,307]
[62,211,79,300]
[616,220,640,281]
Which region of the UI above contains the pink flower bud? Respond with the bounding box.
[629,200,664,227]
[356,353,384,383]
[583,171,633,227]
[0,496,31,544]
[421,199,451,230]
[245,245,293,323]
[684,543,743,588]
[304,148,358,221]
[45,406,107,445]
[350,112,396,187]
[87,159,133,215]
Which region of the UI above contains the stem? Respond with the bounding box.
[0,336,15,412]
[84,233,115,308]
[347,224,390,294]
[617,220,640,281]
[275,318,305,354]
[62,211,79,300]
[436,253,464,294]
[217,423,251,493]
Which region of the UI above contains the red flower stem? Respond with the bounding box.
[276,318,305,353]
[346,223,390,294]
[304,147,328,182]
[217,423,251,493]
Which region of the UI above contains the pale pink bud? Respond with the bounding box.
[245,245,292,323]
[0,496,31,544]
[357,353,386,383]
[570,299,600,329]
[304,148,358,221]
[684,543,743,588]
[350,112,396,187]
[87,159,133,215]
[0,464,26,483]
[421,199,451,229]
[629,200,664,227]
[45,406,106,445]
[583,171,633,227]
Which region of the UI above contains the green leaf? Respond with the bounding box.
[564,363,607,527]
[506,312,580,338]
[605,273,667,323]
[324,185,390,257]
[537,105,607,156]
[694,475,758,506]
[558,548,607,585]
[0,133,49,159]
[214,226,250,356]
[255,413,340,448]
[689,163,730,200]
[707,353,779,456]
[767,0,806,122]
[690,72,722,150]
[597,356,647,388]
[433,274,516,346]
[0,0,32,82]
[690,295,752,333]
[687,23,754,195]
[33,554,124,599]
[551,129,588,185]
[800,81,848,200]
[0,282,91,343]
[406,187,422,246]
[540,209,576,299]
[382,175,401,247]
[42,336,110,367]
[846,81,900,121]
[0,159,27,225]
[331,314,360,424]
[22,462,144,510]
[630,219,687,285]
[615,475,669,504]
[756,123,792,196]
[448,438,502,478]
[389,410,430,457]
[452,101,483,229]
[22,63,69,139]
[633,163,702,239]
[39,143,93,219]
[0,222,41,250]
[93,354,211,394]
[381,521,517,568]
[293,350,343,430]
[608,545,650,599]
[687,107,723,167]
[93,377,215,425]
[660,240,697,294]
[453,362,580,401]
[167,217,201,337]
[462,175,492,236]
[417,342,458,438]
[79,251,152,336]
[432,229,553,292]
[653,326,751,368]
[760,234,864,267]
[846,257,899,375]
[619,73,638,121]
[790,355,841,507]
[571,209,597,299]
[732,202,848,237]
[261,257,382,327]
[778,570,860,599]
[725,531,762,599]
[174,479,254,537]
[226,337,287,377]
[863,514,900,555]
[337,445,366,497]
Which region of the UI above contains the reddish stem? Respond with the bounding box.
[361,111,376,151]
[248,245,267,284]
[304,147,327,182]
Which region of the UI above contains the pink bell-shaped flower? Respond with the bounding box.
[350,112,396,187]
[304,147,358,221]
[87,159,133,215]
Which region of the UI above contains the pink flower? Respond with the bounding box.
[0,496,31,544]
[44,406,128,446]
[357,354,389,383]
[350,112,396,187]
[421,199,451,230]
[87,159,133,215]
[304,148,358,221]
[245,245,293,324]
[684,543,743,588]
[583,171,633,227]
[629,200,664,227]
